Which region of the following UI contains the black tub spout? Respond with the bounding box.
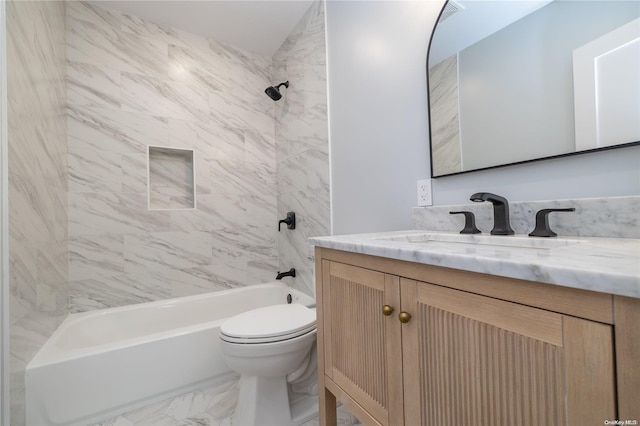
[276,268,296,280]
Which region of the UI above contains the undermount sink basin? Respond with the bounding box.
[374,232,583,249]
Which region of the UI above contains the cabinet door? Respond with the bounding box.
[322,260,404,426]
[401,279,616,426]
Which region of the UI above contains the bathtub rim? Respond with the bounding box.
[29,282,313,368]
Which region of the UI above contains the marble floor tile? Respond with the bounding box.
[92,377,361,426]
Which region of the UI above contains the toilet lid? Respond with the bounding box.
[220,304,316,342]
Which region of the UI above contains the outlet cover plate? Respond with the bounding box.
[417,179,432,206]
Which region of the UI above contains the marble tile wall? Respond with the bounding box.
[6,1,68,424]
[273,0,330,297]
[67,2,279,312]
[429,54,462,176]
[413,196,640,238]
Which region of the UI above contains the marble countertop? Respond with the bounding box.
[309,230,640,298]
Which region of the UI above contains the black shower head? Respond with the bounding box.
[265,81,289,101]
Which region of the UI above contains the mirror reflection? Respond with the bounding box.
[428,0,640,177]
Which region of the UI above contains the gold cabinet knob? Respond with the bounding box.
[398,311,412,323]
[382,305,394,316]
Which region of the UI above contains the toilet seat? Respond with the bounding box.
[220,304,316,344]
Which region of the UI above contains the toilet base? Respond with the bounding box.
[232,375,318,426]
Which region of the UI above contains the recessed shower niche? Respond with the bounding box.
[147,146,196,210]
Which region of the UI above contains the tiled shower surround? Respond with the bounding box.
[7,1,68,423]
[274,0,330,296]
[5,1,328,422]
[66,1,329,311]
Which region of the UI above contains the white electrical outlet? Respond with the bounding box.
[417,179,432,206]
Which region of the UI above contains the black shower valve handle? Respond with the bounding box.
[278,212,296,231]
[528,208,576,237]
[450,211,482,234]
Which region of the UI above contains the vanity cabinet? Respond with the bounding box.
[316,247,639,426]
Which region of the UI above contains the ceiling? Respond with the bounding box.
[90,0,315,56]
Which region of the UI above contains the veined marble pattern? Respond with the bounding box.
[91,377,361,426]
[120,72,209,122]
[67,1,281,312]
[7,1,68,424]
[412,195,640,239]
[429,54,462,176]
[67,61,121,109]
[70,234,125,280]
[167,119,245,164]
[273,0,330,297]
[309,228,640,298]
[67,104,170,154]
[67,11,168,78]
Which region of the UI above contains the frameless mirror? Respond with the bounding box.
[427,0,640,178]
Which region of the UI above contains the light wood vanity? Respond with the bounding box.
[315,247,640,426]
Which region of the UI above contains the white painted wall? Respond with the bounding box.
[326,0,640,233]
[432,146,640,205]
[325,0,439,235]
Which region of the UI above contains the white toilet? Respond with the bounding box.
[219,303,318,426]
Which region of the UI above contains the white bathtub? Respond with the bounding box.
[26,283,314,426]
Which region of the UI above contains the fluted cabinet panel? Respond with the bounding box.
[330,276,387,409]
[322,260,403,426]
[418,304,565,426]
[402,279,615,426]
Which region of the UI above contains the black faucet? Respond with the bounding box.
[276,268,296,280]
[469,192,514,235]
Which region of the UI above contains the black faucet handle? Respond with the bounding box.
[278,212,296,231]
[528,208,575,237]
[450,211,481,234]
